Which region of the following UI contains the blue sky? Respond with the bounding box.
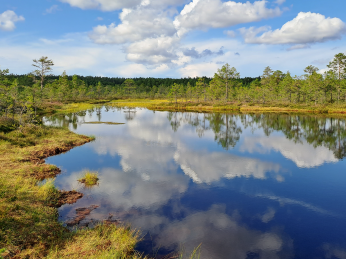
[1,0,346,78]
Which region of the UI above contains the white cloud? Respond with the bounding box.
[240,135,338,168]
[287,44,310,51]
[180,62,219,77]
[59,0,142,11]
[174,0,281,34]
[261,207,276,223]
[323,244,346,259]
[87,0,282,66]
[125,36,180,65]
[274,0,286,5]
[89,8,177,44]
[45,5,60,14]
[225,30,237,38]
[155,205,287,258]
[240,12,346,45]
[60,0,187,11]
[0,10,25,31]
[174,147,283,183]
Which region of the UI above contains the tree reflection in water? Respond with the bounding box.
[44,107,346,160]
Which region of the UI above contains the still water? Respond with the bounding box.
[44,107,346,259]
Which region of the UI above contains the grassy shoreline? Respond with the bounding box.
[109,99,346,116]
[0,117,144,258]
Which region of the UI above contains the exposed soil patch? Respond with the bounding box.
[55,190,84,208]
[29,136,92,162]
[29,164,61,180]
[103,214,120,226]
[66,205,99,226]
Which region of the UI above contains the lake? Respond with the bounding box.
[44,106,346,259]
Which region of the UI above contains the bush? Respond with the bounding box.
[0,117,19,133]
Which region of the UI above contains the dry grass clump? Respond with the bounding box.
[46,224,145,259]
[78,171,99,186]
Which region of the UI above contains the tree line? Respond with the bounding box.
[1,53,346,126]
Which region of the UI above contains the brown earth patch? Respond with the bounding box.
[55,190,84,208]
[29,136,92,162]
[66,205,99,226]
[29,164,62,180]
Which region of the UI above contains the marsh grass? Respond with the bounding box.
[88,134,96,141]
[177,244,201,259]
[58,103,102,113]
[78,171,99,186]
[46,224,145,259]
[0,124,144,258]
[110,99,346,115]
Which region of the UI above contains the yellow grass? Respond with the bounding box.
[78,171,99,186]
[0,124,144,258]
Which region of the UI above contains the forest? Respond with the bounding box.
[1,53,346,124]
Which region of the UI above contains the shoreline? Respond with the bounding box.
[108,99,346,116]
[0,117,143,258]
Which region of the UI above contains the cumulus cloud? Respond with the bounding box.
[174,148,283,184]
[155,205,288,258]
[174,0,281,34]
[240,135,338,168]
[125,36,180,65]
[87,0,282,66]
[89,7,177,44]
[240,12,346,46]
[0,10,25,31]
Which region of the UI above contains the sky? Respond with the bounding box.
[0,0,346,78]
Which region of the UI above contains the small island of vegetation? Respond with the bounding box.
[78,171,99,186]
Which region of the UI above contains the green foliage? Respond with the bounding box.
[78,171,99,186]
[0,248,5,259]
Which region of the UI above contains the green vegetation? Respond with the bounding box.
[46,224,143,259]
[2,53,346,118]
[78,171,99,186]
[0,121,144,258]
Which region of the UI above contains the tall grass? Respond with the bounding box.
[46,224,145,259]
[0,124,145,258]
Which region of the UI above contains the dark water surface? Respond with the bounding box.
[44,107,346,259]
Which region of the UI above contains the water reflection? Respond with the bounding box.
[44,108,346,258]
